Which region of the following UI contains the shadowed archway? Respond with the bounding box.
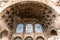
[50,29,57,36]
[0,1,56,30]
[1,30,8,40]
[25,36,33,40]
[36,36,44,40]
[0,1,57,40]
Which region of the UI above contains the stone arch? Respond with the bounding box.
[1,30,8,40]
[14,36,22,40]
[16,23,24,33]
[1,30,8,37]
[35,23,43,33]
[0,1,57,39]
[0,1,57,31]
[50,29,57,36]
[36,36,44,40]
[25,36,33,40]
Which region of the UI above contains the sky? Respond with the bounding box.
[16,23,43,33]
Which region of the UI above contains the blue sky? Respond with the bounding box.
[16,23,42,33]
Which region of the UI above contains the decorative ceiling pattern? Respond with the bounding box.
[0,1,56,32]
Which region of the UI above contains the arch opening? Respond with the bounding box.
[36,36,44,40]
[14,36,22,40]
[0,1,56,31]
[0,1,57,40]
[16,23,24,33]
[26,24,33,33]
[50,29,57,36]
[35,23,43,33]
[1,30,8,37]
[25,36,33,40]
[1,30,8,40]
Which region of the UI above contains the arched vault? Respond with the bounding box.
[0,1,57,32]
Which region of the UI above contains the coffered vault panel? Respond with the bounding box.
[0,1,57,40]
[0,1,56,31]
